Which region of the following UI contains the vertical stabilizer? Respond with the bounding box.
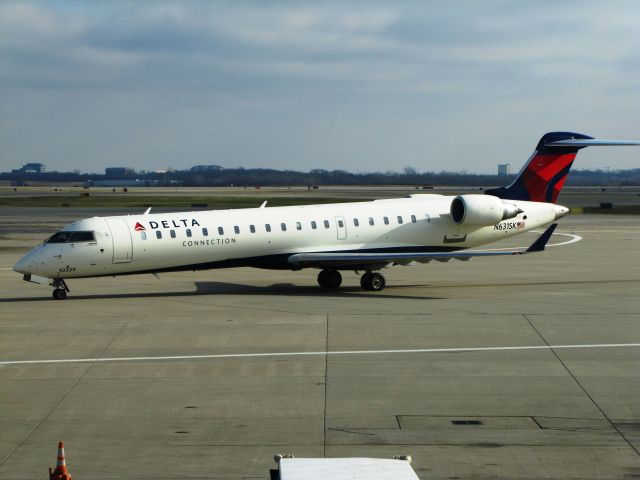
[486,132,592,203]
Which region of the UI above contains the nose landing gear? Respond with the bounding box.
[53,289,66,300]
[51,279,70,300]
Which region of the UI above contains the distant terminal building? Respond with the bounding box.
[497,163,511,176]
[12,163,46,174]
[105,167,135,177]
[190,165,224,173]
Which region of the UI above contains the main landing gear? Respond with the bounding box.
[360,272,386,291]
[51,279,70,300]
[316,269,386,292]
[317,269,342,289]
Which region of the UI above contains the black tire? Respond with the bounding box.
[369,273,385,291]
[52,289,67,300]
[363,272,385,292]
[318,269,342,288]
[360,273,373,290]
[317,270,328,287]
[325,270,342,288]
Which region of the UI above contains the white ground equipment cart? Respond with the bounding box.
[270,454,419,480]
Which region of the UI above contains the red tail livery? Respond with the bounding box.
[486,132,639,203]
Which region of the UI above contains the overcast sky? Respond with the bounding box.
[1,0,639,174]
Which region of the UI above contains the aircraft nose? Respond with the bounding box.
[13,249,42,275]
[13,254,31,274]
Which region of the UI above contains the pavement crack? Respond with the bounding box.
[0,317,130,468]
[327,428,376,436]
[522,313,640,457]
[88,317,130,368]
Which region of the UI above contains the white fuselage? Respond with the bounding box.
[14,194,564,280]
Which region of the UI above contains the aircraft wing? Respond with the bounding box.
[288,224,557,269]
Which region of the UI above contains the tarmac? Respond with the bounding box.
[0,208,638,479]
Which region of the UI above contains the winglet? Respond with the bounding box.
[143,207,152,215]
[526,223,558,252]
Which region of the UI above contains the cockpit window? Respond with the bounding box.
[69,231,95,242]
[46,231,95,243]
[46,232,72,243]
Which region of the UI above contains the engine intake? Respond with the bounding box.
[451,195,521,226]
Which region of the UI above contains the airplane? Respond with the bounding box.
[12,131,639,300]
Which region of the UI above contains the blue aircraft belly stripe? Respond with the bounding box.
[74,245,462,278]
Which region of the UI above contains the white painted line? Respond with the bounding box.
[567,229,639,233]
[1,343,638,366]
[542,232,582,247]
[479,231,582,252]
[0,267,13,271]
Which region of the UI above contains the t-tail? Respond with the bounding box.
[486,132,640,203]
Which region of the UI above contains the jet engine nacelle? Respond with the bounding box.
[450,194,521,226]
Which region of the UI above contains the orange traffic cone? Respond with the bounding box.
[49,441,72,480]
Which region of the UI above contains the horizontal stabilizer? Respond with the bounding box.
[546,139,640,147]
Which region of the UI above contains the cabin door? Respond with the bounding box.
[106,219,133,263]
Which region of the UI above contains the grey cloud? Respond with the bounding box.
[1,1,639,173]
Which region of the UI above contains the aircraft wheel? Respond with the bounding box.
[52,288,67,300]
[317,270,327,287]
[362,272,385,292]
[360,272,373,290]
[318,269,342,288]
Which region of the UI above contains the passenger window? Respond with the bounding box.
[296,222,302,231]
[265,224,271,232]
[397,216,403,224]
[338,219,344,228]
[186,229,192,237]
[141,232,147,240]
[369,217,374,226]
[353,218,359,227]
[323,220,330,229]
[311,221,317,230]
[218,227,224,235]
[156,231,162,239]
[202,228,208,237]
[383,216,389,225]
[250,225,256,233]
[281,223,287,231]
[170,230,176,238]
[411,215,417,223]
[234,226,240,234]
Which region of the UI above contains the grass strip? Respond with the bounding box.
[0,195,364,209]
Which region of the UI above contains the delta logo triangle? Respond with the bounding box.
[134,222,145,231]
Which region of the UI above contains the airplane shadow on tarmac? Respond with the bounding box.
[0,281,444,302]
